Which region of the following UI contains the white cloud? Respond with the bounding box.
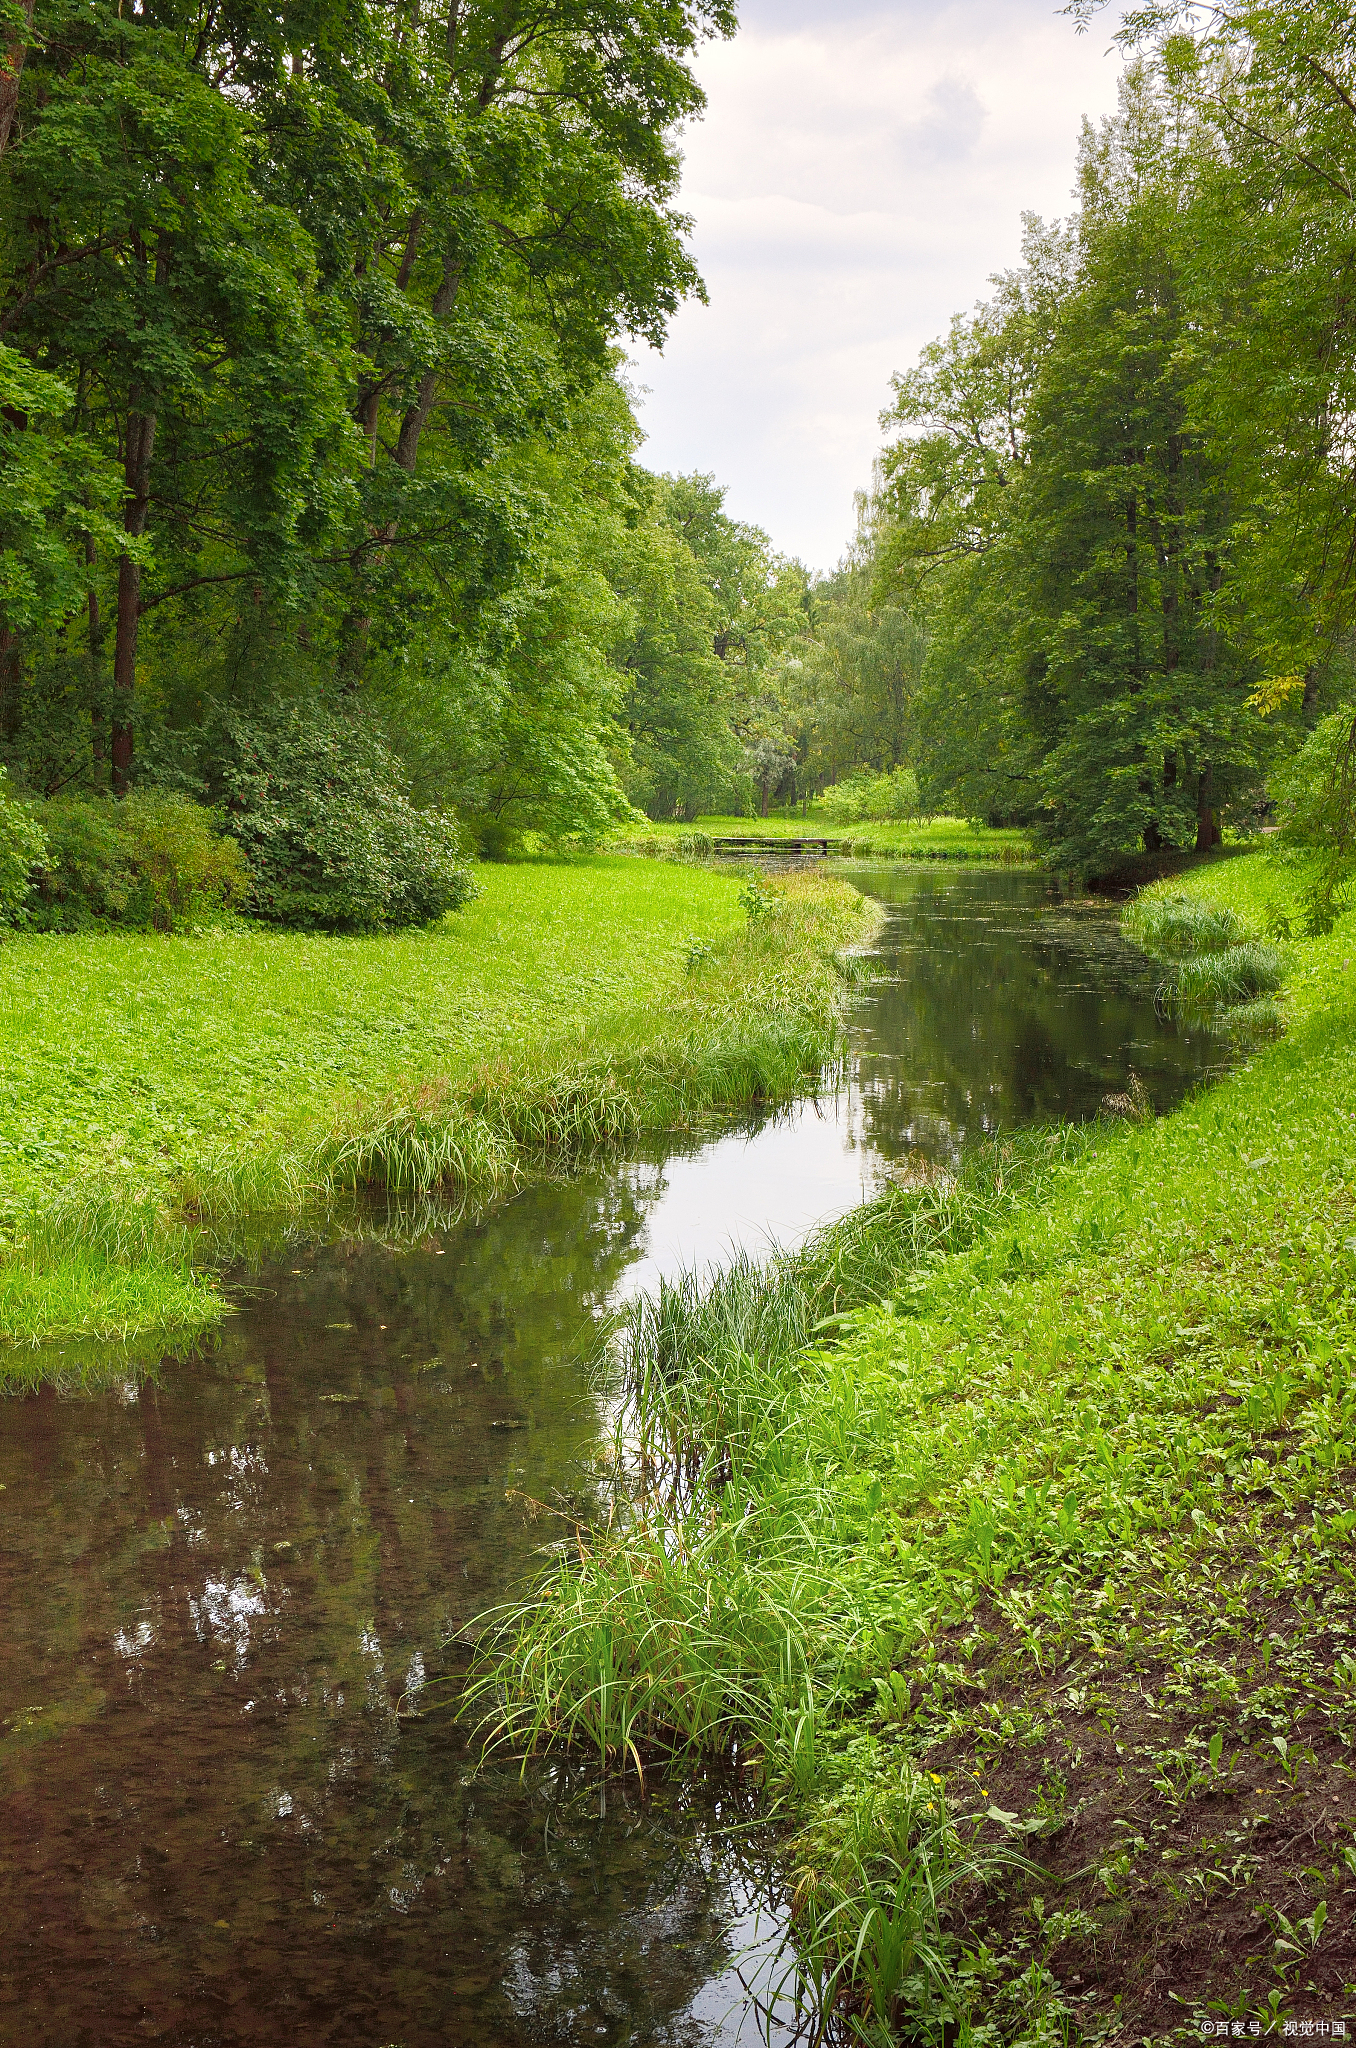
[630,2,1128,571]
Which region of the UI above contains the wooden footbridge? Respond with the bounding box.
[712,835,850,858]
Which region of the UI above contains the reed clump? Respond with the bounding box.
[1122,891,1246,957]
[1165,938,1285,1010]
[1124,883,1288,1026]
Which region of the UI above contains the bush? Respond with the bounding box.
[215,707,476,932]
[821,766,920,825]
[27,793,249,932]
[473,816,522,863]
[0,767,47,928]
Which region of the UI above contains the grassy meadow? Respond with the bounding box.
[0,858,873,1356]
[615,813,1035,863]
[470,850,1356,2045]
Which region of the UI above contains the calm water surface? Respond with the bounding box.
[0,869,1227,2047]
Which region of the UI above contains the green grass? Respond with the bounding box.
[466,849,1356,2045]
[1122,890,1250,957]
[613,814,1035,863]
[0,859,873,1351]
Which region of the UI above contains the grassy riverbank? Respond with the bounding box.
[0,860,872,1357]
[615,814,1035,863]
[472,850,1356,2045]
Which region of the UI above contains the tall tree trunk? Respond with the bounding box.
[0,0,35,157]
[86,536,106,786]
[112,406,157,796]
[0,622,20,741]
[391,253,463,475]
[1195,764,1221,851]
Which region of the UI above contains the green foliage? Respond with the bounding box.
[213,709,475,933]
[1272,710,1356,933]
[26,793,247,932]
[0,0,738,821]
[618,472,808,820]
[822,766,920,825]
[0,345,123,644]
[0,766,47,927]
[870,33,1356,869]
[796,560,928,797]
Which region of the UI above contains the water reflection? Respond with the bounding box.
[0,1205,790,2046]
[846,865,1223,1163]
[0,867,1229,2045]
[617,866,1224,1286]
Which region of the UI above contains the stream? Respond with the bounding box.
[0,867,1229,2047]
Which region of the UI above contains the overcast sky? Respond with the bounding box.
[629,0,1128,573]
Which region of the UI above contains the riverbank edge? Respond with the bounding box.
[613,817,1037,866]
[0,869,880,1366]
[467,850,1356,2047]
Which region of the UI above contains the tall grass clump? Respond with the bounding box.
[1164,939,1285,1012]
[1122,891,1246,958]
[460,1128,1095,1758]
[1124,881,1288,1025]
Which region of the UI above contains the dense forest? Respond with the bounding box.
[2,0,1356,900]
[873,0,1356,879]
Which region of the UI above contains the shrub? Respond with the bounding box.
[0,767,47,928]
[214,708,477,931]
[121,794,250,929]
[822,766,920,825]
[473,816,521,863]
[28,794,248,932]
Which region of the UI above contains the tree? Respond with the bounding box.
[0,346,122,766]
[1017,140,1270,866]
[873,72,1282,866]
[0,0,736,807]
[617,473,806,818]
[874,219,1075,824]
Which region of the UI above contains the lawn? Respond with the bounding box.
[475,849,1356,2044]
[0,857,871,1353]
